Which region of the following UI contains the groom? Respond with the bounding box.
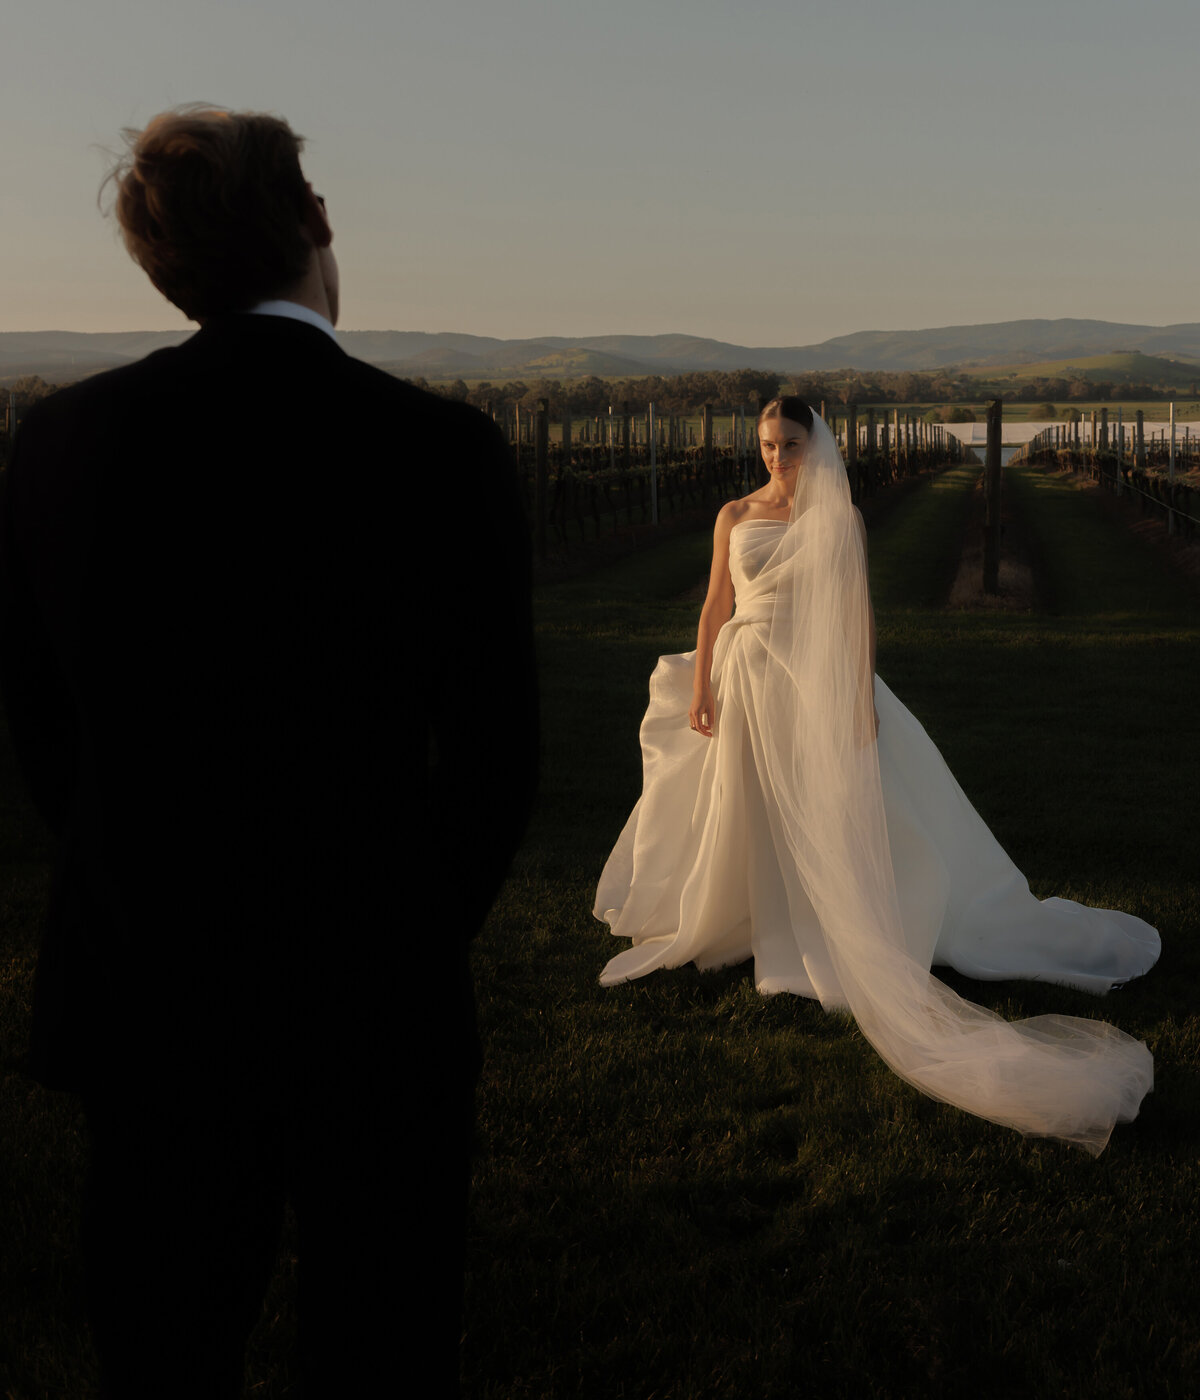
[0,106,536,1396]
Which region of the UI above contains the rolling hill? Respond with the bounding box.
[5,318,1200,384]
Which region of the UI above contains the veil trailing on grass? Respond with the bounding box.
[752,414,1152,1154]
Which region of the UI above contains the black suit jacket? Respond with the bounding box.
[0,314,536,1105]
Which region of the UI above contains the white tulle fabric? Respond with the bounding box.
[596,415,1156,1154]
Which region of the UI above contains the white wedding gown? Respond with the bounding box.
[595,518,1160,1003]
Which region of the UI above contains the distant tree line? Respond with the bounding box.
[6,364,1193,437]
[404,366,1198,416]
[785,370,1193,407]
[0,377,60,469]
[405,369,783,417]
[3,375,59,414]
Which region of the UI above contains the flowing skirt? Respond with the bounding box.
[595,625,1160,1002]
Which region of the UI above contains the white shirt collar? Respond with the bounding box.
[246,299,338,343]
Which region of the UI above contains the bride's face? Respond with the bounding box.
[758,417,809,481]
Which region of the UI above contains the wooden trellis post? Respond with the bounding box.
[1116,407,1124,496]
[846,404,859,502]
[983,400,1002,594]
[535,398,549,562]
[649,402,658,525]
[739,405,748,493]
[1169,401,1177,535]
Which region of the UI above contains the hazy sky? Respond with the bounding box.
[3,0,1197,344]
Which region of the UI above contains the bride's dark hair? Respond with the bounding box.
[756,396,814,431]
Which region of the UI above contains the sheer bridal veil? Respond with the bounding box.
[752,413,1152,1154]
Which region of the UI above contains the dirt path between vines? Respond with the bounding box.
[947,470,1036,611]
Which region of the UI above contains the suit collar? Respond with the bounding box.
[245,299,338,342]
[189,312,347,360]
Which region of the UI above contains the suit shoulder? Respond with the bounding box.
[337,359,507,440]
[11,350,186,478]
[19,344,184,426]
[337,355,464,411]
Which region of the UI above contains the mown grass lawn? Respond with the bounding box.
[465,465,1199,1400]
[0,464,1195,1399]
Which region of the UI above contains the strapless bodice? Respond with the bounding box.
[728,518,787,624]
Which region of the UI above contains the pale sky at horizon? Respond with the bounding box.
[3,0,1197,345]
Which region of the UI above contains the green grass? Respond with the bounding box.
[865,461,981,608]
[959,350,1200,385]
[1,468,1197,1398]
[466,466,1199,1399]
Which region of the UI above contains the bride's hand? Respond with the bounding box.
[689,688,716,738]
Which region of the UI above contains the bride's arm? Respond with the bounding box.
[689,506,737,738]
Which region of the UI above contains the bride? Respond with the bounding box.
[595,397,1159,1154]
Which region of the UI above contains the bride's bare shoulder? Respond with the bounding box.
[716,497,753,528]
[720,486,789,526]
[715,492,770,536]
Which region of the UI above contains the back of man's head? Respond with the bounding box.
[106,105,313,322]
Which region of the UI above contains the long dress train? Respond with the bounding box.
[595,503,1159,1152]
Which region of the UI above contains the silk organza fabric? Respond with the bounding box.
[596,415,1155,1154]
